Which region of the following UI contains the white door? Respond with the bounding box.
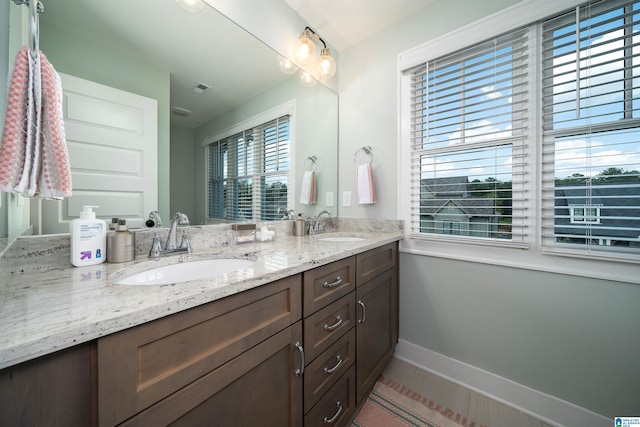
[41,73,158,233]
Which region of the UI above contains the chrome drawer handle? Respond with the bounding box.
[323,401,343,424]
[294,342,305,376]
[357,300,366,324]
[323,355,343,374]
[322,276,343,288]
[323,315,343,331]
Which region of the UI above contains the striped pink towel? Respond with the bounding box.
[0,46,72,198]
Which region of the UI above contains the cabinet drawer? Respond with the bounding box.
[304,328,355,413]
[98,274,302,427]
[355,242,397,286]
[303,256,355,315]
[303,292,356,363]
[304,365,356,427]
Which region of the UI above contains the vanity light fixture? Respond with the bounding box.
[294,26,337,80]
[278,55,299,75]
[299,70,316,87]
[175,0,205,13]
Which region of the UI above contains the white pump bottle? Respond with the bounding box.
[70,205,107,267]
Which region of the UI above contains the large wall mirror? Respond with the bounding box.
[2,0,338,238]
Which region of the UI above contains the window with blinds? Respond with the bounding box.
[408,27,530,246]
[207,115,290,221]
[541,0,640,257]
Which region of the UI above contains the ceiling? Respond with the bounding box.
[283,0,437,52]
[38,0,435,129]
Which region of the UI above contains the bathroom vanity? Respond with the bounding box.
[0,221,401,426]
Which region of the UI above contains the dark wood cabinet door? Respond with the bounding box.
[122,322,304,427]
[355,267,398,404]
[99,274,302,426]
[0,342,97,427]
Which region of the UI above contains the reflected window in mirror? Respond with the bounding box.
[207,115,291,221]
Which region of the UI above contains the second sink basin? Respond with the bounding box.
[115,258,255,285]
[318,236,367,242]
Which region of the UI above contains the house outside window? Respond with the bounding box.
[206,112,291,222]
[569,205,601,224]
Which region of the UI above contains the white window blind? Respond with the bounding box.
[207,115,290,221]
[541,0,640,257]
[408,27,530,246]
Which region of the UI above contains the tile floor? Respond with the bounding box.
[380,357,555,427]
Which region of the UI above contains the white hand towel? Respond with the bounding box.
[356,162,376,204]
[299,170,316,205]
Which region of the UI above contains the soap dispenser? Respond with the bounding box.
[70,205,107,267]
[107,219,135,263]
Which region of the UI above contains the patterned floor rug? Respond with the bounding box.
[352,374,483,427]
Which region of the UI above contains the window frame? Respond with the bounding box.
[398,0,640,284]
[203,101,296,222]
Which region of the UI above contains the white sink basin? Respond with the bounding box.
[115,258,255,285]
[318,235,367,242]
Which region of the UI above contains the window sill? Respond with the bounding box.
[400,235,640,285]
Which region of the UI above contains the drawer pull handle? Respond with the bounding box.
[358,300,366,324]
[294,342,305,376]
[323,276,343,288]
[323,355,343,374]
[323,315,343,331]
[323,401,343,424]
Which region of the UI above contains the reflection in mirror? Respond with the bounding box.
[2,0,337,236]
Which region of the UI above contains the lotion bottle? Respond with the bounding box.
[107,219,135,263]
[70,205,107,267]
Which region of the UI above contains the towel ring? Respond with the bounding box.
[304,155,317,172]
[354,146,373,165]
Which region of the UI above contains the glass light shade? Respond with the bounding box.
[295,31,317,66]
[299,70,316,87]
[318,48,337,80]
[278,56,298,75]
[175,0,205,13]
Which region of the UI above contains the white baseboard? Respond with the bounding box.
[394,340,610,427]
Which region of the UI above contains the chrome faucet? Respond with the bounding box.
[148,212,191,259]
[310,210,332,235]
[282,209,298,220]
[166,212,190,249]
[146,210,163,227]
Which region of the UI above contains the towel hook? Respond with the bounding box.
[304,155,317,172]
[354,146,373,165]
[11,0,44,55]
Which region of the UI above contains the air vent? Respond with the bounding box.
[192,82,211,94]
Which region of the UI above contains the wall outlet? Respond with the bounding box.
[326,191,334,207]
[342,191,352,207]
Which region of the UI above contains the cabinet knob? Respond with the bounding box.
[294,342,305,376]
[322,276,343,288]
[323,315,343,331]
[323,355,343,374]
[357,300,366,324]
[323,401,343,424]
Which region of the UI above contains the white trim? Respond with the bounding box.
[394,340,611,427]
[201,100,296,147]
[400,240,640,284]
[399,0,582,70]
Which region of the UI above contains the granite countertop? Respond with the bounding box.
[0,220,403,370]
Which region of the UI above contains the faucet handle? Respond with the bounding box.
[148,231,163,259]
[180,229,192,253]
